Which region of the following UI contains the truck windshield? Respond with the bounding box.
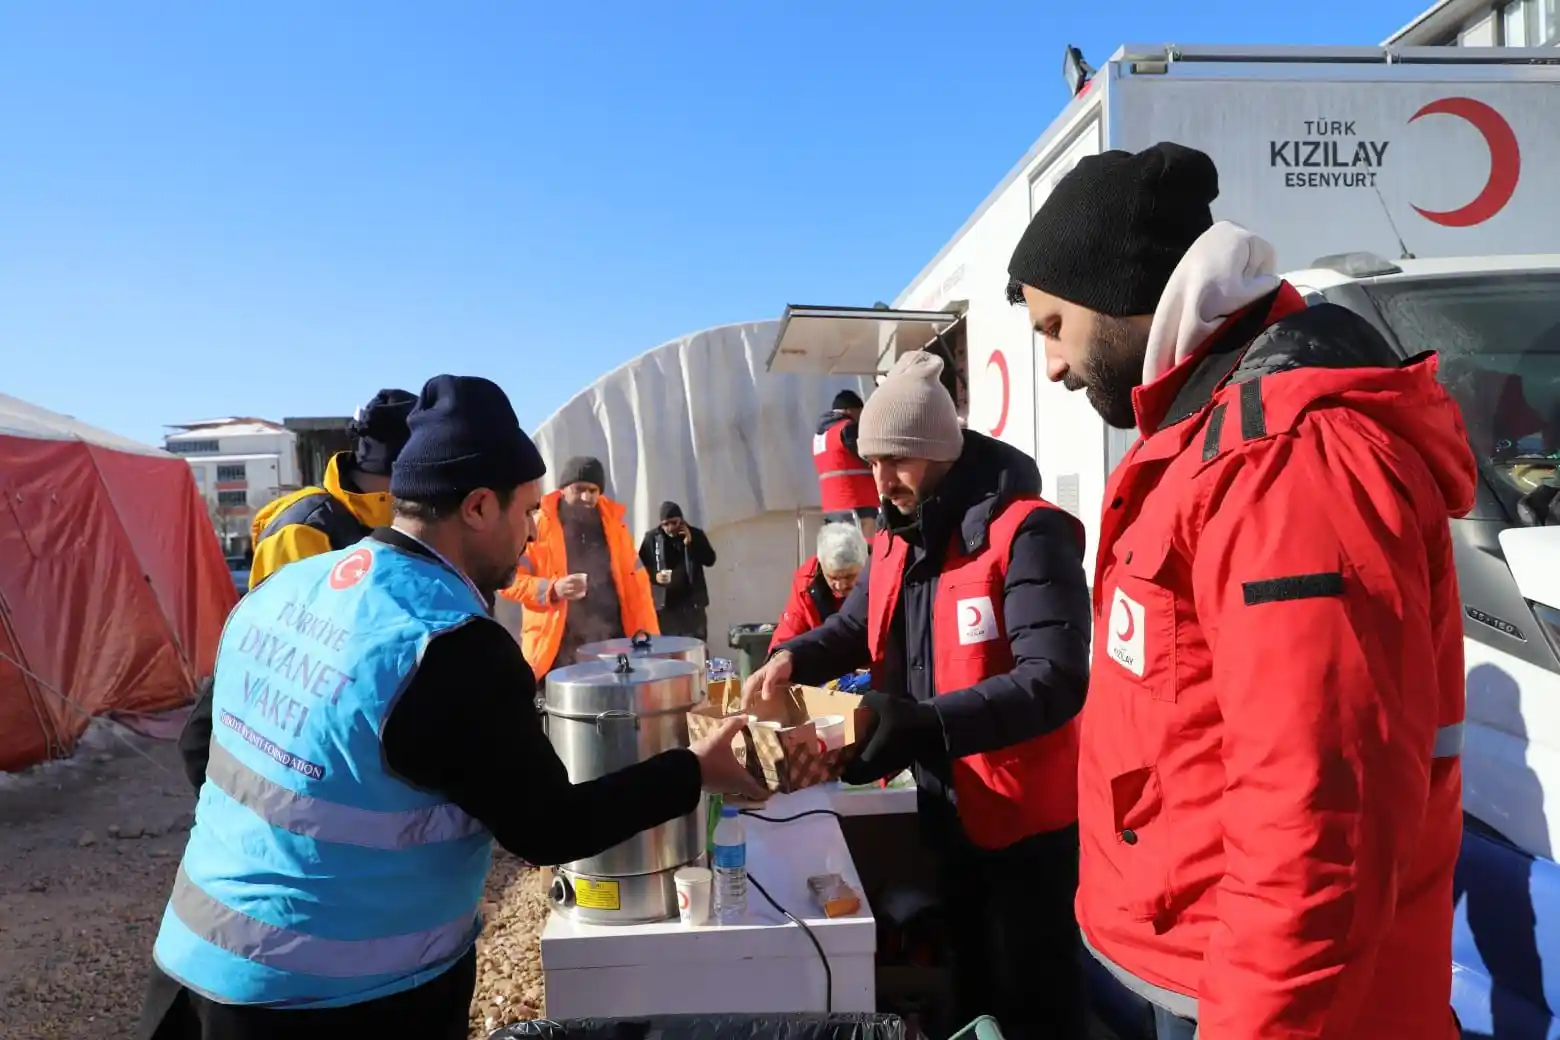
[1363,270,1560,500]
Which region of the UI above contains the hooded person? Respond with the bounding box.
[744,350,1093,1040]
[637,500,717,642]
[1007,142,1476,1040]
[500,455,660,675]
[140,376,764,1040]
[248,389,418,590]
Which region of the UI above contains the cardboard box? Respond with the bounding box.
[689,678,868,793]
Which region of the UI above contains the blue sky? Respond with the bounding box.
[0,1,1428,446]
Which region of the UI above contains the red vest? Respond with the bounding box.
[866,496,1081,849]
[813,417,877,513]
[769,556,837,652]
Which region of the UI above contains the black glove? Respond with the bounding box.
[841,691,944,786]
[1518,482,1560,527]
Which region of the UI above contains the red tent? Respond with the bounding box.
[0,394,237,771]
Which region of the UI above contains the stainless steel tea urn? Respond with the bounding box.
[541,653,704,924]
[577,629,707,683]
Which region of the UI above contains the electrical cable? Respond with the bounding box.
[747,870,833,1015]
[741,807,844,824]
[738,806,852,1015]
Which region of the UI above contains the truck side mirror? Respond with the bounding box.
[1063,46,1094,98]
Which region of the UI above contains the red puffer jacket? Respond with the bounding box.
[1079,286,1476,1039]
[769,556,840,652]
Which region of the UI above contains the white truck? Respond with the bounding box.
[768,43,1560,1038]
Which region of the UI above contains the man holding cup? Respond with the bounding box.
[639,501,718,642]
[501,455,660,675]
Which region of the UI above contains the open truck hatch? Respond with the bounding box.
[766,305,963,376]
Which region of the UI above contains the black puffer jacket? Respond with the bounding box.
[780,430,1092,838]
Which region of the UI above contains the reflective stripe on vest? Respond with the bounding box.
[814,417,877,513]
[204,741,486,849]
[154,540,494,1008]
[866,495,1083,848]
[168,867,480,979]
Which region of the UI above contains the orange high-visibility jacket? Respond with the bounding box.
[500,490,659,674]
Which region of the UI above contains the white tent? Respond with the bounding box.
[0,393,170,456]
[529,320,871,654]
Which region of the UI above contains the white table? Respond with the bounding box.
[540,779,917,1018]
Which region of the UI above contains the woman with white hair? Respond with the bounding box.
[769,522,869,651]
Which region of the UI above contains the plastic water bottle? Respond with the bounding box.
[712,805,748,924]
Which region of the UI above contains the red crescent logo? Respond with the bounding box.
[962,604,982,627]
[328,547,374,590]
[1115,599,1135,642]
[678,890,689,910]
[986,350,1010,438]
[1408,97,1521,228]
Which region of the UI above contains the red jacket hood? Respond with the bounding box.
[1135,286,1478,521]
[1262,354,1477,520]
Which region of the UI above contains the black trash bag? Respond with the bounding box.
[490,1012,905,1040]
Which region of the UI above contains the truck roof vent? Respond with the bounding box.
[1309,252,1403,278]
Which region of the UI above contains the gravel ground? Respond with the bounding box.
[0,721,547,1040]
[2,721,1118,1040]
[469,855,550,1037]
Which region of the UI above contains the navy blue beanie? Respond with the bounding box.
[350,388,418,476]
[390,375,547,501]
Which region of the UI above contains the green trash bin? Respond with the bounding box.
[728,624,774,682]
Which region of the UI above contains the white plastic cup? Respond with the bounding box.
[746,715,783,732]
[675,866,713,926]
[812,714,846,753]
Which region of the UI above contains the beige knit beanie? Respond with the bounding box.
[857,350,964,462]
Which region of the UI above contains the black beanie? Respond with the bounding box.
[659,500,683,521]
[558,456,606,491]
[389,375,546,501]
[350,388,418,476]
[1006,142,1219,317]
[832,389,864,411]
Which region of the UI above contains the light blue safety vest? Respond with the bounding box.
[153,538,494,1008]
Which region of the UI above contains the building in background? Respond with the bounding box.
[1388,0,1558,46]
[283,415,354,487]
[165,418,299,556]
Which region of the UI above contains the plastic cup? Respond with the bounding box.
[746,715,783,732]
[675,866,713,926]
[572,572,588,593]
[812,714,846,753]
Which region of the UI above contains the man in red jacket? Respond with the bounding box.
[768,521,869,651]
[1006,142,1475,1039]
[813,389,879,537]
[749,351,1092,1040]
